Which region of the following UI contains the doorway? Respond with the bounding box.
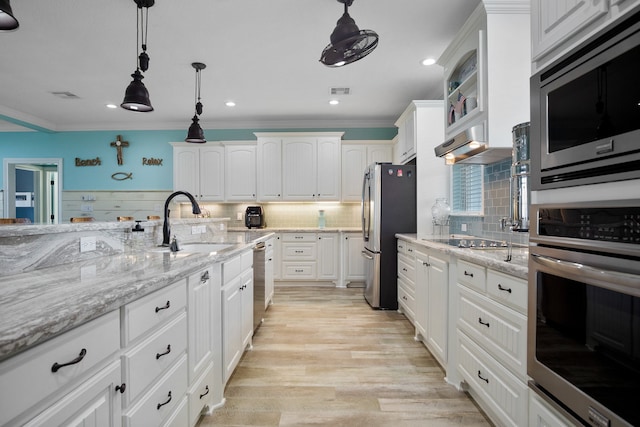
[3,158,62,224]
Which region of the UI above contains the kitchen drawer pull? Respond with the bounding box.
[156,344,171,360]
[478,318,490,327]
[155,300,170,313]
[497,284,512,293]
[199,385,210,399]
[201,271,210,282]
[464,271,474,278]
[477,370,489,384]
[157,391,172,410]
[422,261,430,267]
[116,383,126,394]
[51,348,87,372]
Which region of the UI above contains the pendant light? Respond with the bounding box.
[121,0,154,112]
[320,0,378,68]
[185,62,207,143]
[0,0,19,31]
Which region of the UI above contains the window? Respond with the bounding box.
[451,164,483,215]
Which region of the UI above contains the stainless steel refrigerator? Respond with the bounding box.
[361,163,416,309]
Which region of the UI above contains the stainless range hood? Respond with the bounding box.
[434,122,512,165]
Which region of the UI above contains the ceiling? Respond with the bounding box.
[0,0,481,133]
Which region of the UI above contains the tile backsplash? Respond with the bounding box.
[449,158,529,246]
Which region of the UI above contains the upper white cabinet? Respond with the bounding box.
[531,0,640,73]
[225,144,256,201]
[172,143,225,201]
[256,132,343,202]
[394,108,417,164]
[437,1,530,153]
[341,143,392,201]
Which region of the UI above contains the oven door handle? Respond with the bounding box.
[531,253,639,289]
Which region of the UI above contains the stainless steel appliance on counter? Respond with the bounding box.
[361,163,416,309]
[528,201,640,427]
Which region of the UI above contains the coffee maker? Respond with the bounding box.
[245,206,265,228]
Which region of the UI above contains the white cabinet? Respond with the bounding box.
[341,143,392,201]
[317,233,339,281]
[342,232,365,284]
[172,143,225,201]
[225,144,256,201]
[280,232,317,281]
[282,137,316,200]
[187,268,214,384]
[437,2,530,157]
[394,109,417,164]
[315,137,342,201]
[273,233,282,280]
[396,240,417,323]
[221,250,253,384]
[414,247,449,367]
[531,0,640,72]
[264,237,275,307]
[256,137,282,201]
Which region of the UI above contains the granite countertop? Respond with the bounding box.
[396,233,528,280]
[229,227,361,233]
[0,230,274,362]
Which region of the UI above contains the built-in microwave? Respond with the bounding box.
[530,10,640,190]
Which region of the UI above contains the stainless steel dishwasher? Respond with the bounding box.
[252,242,266,334]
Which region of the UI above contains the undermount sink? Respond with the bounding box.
[150,243,234,254]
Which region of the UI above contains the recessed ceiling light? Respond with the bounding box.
[106,104,118,109]
[329,100,339,105]
[225,101,236,107]
[422,58,436,66]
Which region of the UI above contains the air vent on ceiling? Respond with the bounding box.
[329,87,350,95]
[51,91,80,99]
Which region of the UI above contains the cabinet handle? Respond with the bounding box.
[478,318,490,328]
[402,267,408,272]
[477,370,489,384]
[199,385,210,399]
[464,271,474,278]
[155,300,170,313]
[157,391,172,410]
[116,383,126,394]
[201,271,210,282]
[51,348,87,372]
[402,295,407,301]
[422,261,430,267]
[156,344,171,360]
[497,284,512,293]
[408,248,413,253]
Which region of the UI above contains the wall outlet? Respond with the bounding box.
[80,236,96,252]
[237,212,243,221]
[191,225,207,234]
[80,204,93,212]
[461,223,467,232]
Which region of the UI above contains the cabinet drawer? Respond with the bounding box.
[223,255,242,284]
[282,232,316,242]
[282,243,316,260]
[458,285,527,380]
[0,311,120,427]
[487,270,527,314]
[123,313,188,406]
[457,330,528,427]
[397,256,415,284]
[123,354,188,427]
[188,362,214,426]
[122,279,187,345]
[457,259,486,292]
[396,240,415,257]
[163,395,189,427]
[397,280,415,322]
[282,262,316,279]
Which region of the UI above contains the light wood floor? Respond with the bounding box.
[198,286,493,427]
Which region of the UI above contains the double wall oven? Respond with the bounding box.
[529,9,640,427]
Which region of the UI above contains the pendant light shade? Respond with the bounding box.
[0,0,19,31]
[185,62,207,143]
[121,0,154,112]
[320,0,378,67]
[121,70,153,112]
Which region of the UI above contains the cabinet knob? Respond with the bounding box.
[116,383,126,394]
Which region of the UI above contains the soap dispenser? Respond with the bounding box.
[318,210,325,229]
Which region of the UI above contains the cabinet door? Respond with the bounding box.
[173,146,200,197]
[427,255,448,365]
[222,276,242,384]
[414,252,429,339]
[273,234,281,280]
[343,233,365,281]
[199,146,225,201]
[23,361,122,427]
[257,138,282,201]
[240,268,254,350]
[317,233,339,280]
[188,268,213,384]
[341,145,367,201]
[282,138,317,200]
[225,145,256,201]
[265,238,275,308]
[367,145,392,165]
[316,137,341,200]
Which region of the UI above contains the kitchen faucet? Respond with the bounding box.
[162,191,201,246]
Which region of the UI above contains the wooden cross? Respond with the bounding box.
[110,135,129,165]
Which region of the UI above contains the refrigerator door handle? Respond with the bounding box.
[362,171,370,242]
[361,250,374,260]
